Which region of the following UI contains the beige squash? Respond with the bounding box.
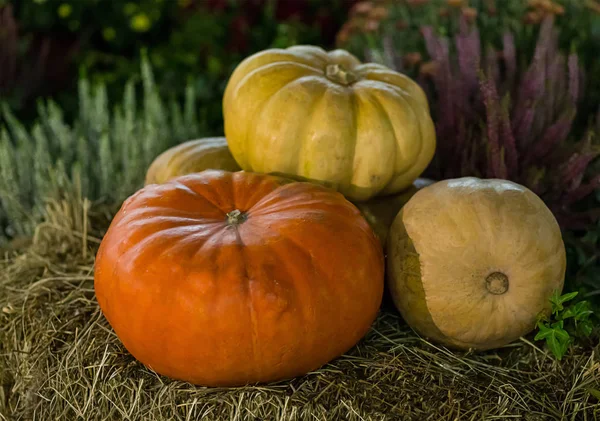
[355,178,435,245]
[387,177,566,350]
[223,45,436,201]
[145,137,240,185]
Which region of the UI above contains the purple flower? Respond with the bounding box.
[408,14,598,229]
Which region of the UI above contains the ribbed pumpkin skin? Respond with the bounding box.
[95,170,384,386]
[142,138,432,246]
[145,137,240,185]
[387,178,566,350]
[223,45,436,201]
[354,178,435,245]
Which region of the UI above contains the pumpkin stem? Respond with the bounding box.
[485,272,509,295]
[325,64,358,86]
[226,209,247,226]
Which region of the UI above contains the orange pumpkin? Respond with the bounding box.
[94,170,384,386]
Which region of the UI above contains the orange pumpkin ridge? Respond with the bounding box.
[94,170,384,386]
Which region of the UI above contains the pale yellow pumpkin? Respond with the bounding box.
[387,177,566,350]
[145,137,240,185]
[354,178,435,245]
[223,45,436,201]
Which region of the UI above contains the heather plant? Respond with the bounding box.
[339,0,600,67]
[416,16,599,230]
[341,0,600,135]
[339,2,600,231]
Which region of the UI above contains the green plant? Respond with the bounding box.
[535,290,595,360]
[0,55,207,243]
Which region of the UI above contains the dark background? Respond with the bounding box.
[1,0,355,130]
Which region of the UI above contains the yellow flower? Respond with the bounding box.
[130,13,151,32]
[58,4,72,18]
[103,27,116,41]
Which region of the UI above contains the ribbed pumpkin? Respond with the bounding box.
[223,45,436,201]
[95,170,384,386]
[143,137,431,245]
[354,178,434,245]
[145,137,240,185]
[387,177,566,350]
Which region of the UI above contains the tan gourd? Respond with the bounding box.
[354,178,434,245]
[387,177,566,350]
[145,137,240,185]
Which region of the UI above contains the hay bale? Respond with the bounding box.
[1,198,599,420]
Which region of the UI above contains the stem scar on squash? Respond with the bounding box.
[485,272,509,295]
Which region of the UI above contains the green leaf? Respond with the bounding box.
[534,322,552,340]
[551,321,570,339]
[548,336,570,360]
[558,291,579,304]
[576,320,594,337]
[550,291,579,315]
[534,321,571,360]
[562,301,593,321]
[550,290,563,314]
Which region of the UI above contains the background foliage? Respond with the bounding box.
[1,0,352,128]
[0,57,203,240]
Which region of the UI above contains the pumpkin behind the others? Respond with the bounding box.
[386,177,566,350]
[95,170,384,386]
[145,137,240,185]
[354,178,435,245]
